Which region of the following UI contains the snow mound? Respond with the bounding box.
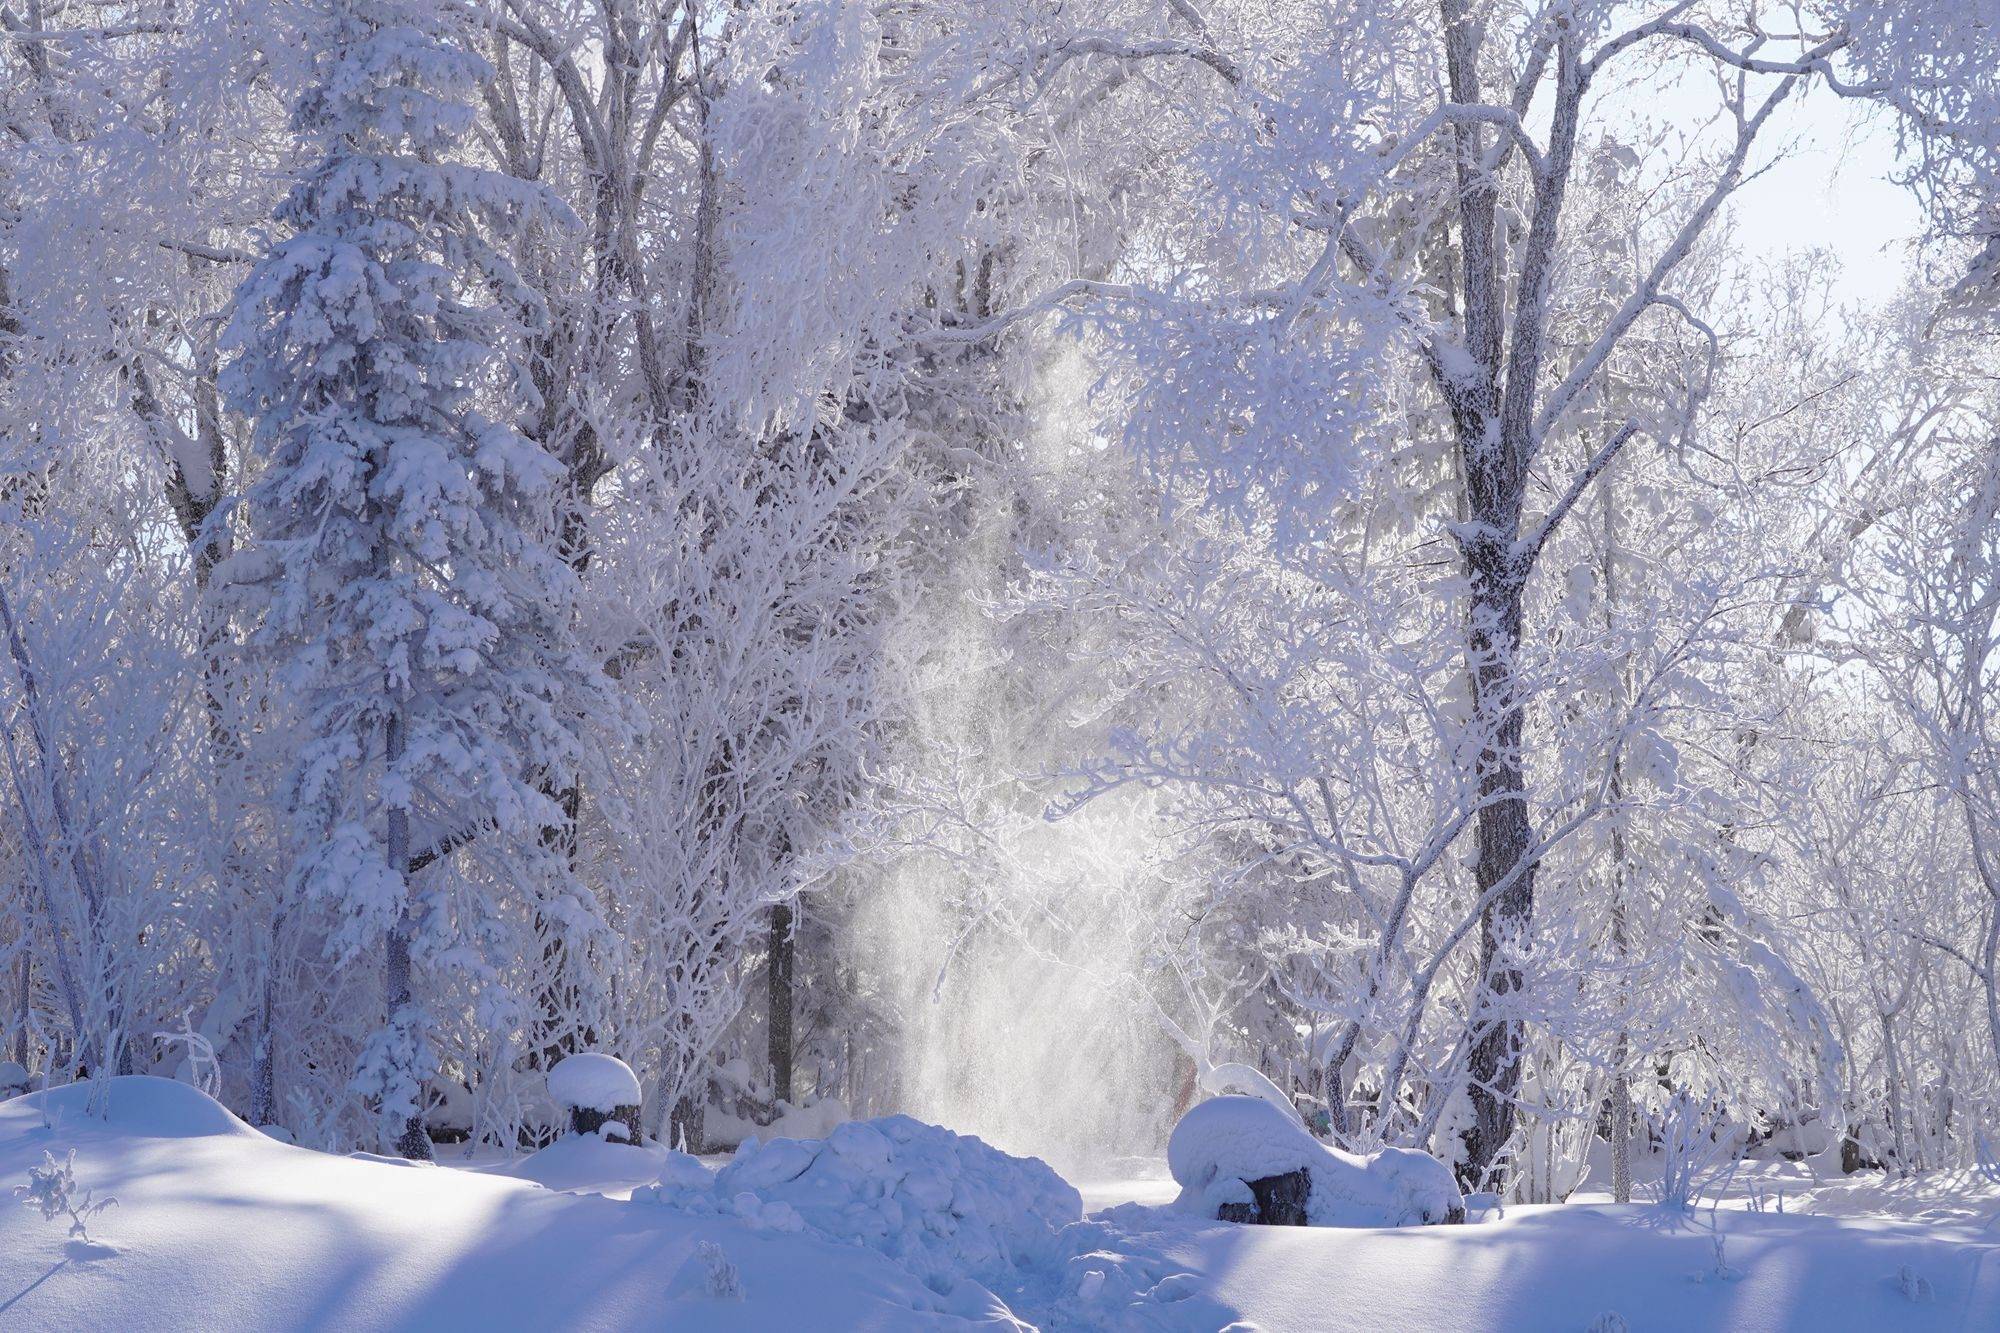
[492,1136,670,1196]
[1168,1094,1462,1227]
[637,1113,1083,1292]
[0,1061,29,1095]
[0,1075,256,1140]
[545,1052,641,1113]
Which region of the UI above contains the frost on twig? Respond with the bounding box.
[697,1240,742,1300]
[15,1148,116,1242]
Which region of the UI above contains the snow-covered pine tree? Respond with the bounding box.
[219,0,589,1159]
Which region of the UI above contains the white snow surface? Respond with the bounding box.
[1167,1093,1462,1226]
[637,1114,1083,1292]
[0,1078,1024,1330]
[544,1052,642,1113]
[7,1077,2000,1331]
[486,1134,669,1197]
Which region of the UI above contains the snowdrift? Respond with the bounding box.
[636,1114,1083,1291]
[0,1077,1027,1330]
[8,1077,2000,1331]
[1168,1093,1464,1226]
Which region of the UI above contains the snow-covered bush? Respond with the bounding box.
[1168,1095,1463,1227]
[15,1149,115,1241]
[547,1053,643,1142]
[696,1241,742,1300]
[0,1062,29,1098]
[636,1114,1081,1291]
[1653,1091,1732,1211]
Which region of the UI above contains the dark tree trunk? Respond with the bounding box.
[768,902,795,1104]
[1463,568,1535,1183]
[384,922,432,1162]
[13,951,30,1067]
[531,774,588,1072]
[249,961,276,1126]
[383,707,434,1164]
[670,1089,707,1155]
[1215,1169,1312,1226]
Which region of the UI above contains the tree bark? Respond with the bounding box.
[383,706,434,1162]
[670,1089,706,1155]
[1461,561,1536,1186]
[11,951,28,1068]
[768,901,795,1104]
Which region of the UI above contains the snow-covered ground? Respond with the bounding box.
[5,1079,1997,1331]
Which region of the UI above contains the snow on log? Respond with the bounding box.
[546,1053,643,1140]
[1169,1094,1464,1227]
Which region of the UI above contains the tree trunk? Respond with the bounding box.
[249,956,277,1127]
[531,774,587,1071]
[1463,565,1536,1186]
[382,706,433,1163]
[12,951,28,1067]
[670,1089,706,1155]
[768,901,795,1104]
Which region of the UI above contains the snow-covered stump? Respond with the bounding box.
[547,1054,643,1143]
[1169,1094,1465,1227]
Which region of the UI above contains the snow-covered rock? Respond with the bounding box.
[545,1053,642,1114]
[1168,1094,1463,1227]
[0,1060,29,1096]
[637,1113,1083,1292]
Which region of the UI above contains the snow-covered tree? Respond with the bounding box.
[218,0,596,1158]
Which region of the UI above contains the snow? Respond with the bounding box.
[8,1078,2000,1331]
[1196,1062,1305,1128]
[545,1053,642,1114]
[637,1114,1083,1292]
[0,1079,1024,1330]
[706,1091,851,1150]
[487,1135,669,1197]
[1166,1094,1463,1227]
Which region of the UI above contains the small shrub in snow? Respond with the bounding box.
[1585,1315,1628,1333]
[15,1149,116,1241]
[1688,1231,1741,1284]
[1897,1265,1934,1303]
[697,1241,742,1299]
[1651,1090,1735,1211]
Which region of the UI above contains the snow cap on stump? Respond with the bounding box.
[548,1053,643,1141]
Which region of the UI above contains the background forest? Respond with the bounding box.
[5,0,2000,1210]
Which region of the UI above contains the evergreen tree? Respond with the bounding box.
[220,0,590,1158]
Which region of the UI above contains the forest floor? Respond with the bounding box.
[3,1078,1996,1331]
